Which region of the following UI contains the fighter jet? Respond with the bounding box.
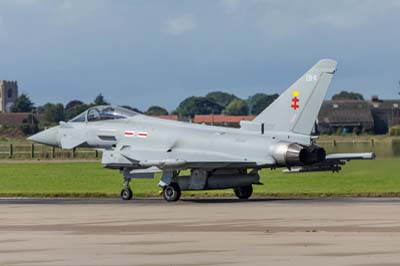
[28,59,375,202]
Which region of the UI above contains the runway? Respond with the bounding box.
[0,198,400,266]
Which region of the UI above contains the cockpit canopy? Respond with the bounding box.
[69,106,138,123]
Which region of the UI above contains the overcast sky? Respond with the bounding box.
[0,0,400,110]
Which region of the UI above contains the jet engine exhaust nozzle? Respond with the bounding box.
[273,142,326,166]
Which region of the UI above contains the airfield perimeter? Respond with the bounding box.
[1,198,400,266]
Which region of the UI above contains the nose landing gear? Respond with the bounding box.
[120,178,133,201]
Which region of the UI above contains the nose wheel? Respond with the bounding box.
[120,178,133,200]
[120,187,133,200]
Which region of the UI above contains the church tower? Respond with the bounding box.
[0,80,18,112]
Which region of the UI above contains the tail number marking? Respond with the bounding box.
[305,74,317,82]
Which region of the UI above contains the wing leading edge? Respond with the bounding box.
[283,152,376,173]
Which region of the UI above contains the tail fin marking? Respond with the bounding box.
[252,59,337,135]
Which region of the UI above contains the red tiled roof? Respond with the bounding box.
[153,115,179,121]
[193,115,255,124]
[0,112,31,125]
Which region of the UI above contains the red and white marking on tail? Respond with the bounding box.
[291,90,300,110]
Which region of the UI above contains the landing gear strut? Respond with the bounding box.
[120,178,133,200]
[162,182,181,202]
[234,185,253,200]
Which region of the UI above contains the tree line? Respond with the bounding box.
[8,90,365,135]
[10,91,280,122]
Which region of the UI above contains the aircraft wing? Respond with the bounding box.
[283,152,376,173]
[325,152,376,161]
[102,145,275,170]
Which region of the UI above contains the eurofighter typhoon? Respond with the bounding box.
[28,59,375,202]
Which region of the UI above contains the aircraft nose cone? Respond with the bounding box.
[28,126,59,147]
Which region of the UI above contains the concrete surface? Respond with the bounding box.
[0,198,400,266]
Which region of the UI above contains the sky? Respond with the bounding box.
[0,0,400,111]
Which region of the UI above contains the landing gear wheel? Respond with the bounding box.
[120,188,133,200]
[234,185,253,200]
[162,183,181,202]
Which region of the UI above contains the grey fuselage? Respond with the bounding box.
[71,114,312,168]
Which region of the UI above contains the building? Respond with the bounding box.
[317,100,375,134]
[152,115,179,121]
[318,98,400,134]
[0,112,32,126]
[0,80,18,112]
[193,115,255,128]
[191,98,399,133]
[369,96,400,134]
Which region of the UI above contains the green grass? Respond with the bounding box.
[0,137,29,143]
[0,159,399,197]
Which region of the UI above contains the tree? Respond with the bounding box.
[223,99,249,115]
[64,100,88,120]
[145,106,168,116]
[40,103,65,124]
[65,100,84,110]
[247,93,279,115]
[93,93,109,105]
[205,91,238,107]
[64,103,89,120]
[175,96,223,117]
[332,91,364,100]
[121,105,143,114]
[10,94,34,112]
[20,114,39,135]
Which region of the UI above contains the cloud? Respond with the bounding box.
[1,0,40,7]
[219,0,241,13]
[309,1,391,30]
[59,0,73,10]
[52,0,111,27]
[163,14,196,36]
[250,1,400,39]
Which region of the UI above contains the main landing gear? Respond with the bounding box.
[233,185,253,200]
[162,182,181,202]
[119,168,255,202]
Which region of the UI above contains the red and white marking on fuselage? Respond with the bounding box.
[137,132,149,138]
[124,131,135,137]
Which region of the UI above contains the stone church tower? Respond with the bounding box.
[0,80,18,112]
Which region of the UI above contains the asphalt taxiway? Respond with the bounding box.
[0,197,400,266]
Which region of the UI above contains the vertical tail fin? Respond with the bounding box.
[253,59,337,135]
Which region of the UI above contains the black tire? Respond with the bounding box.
[234,185,253,200]
[120,188,133,200]
[163,183,181,202]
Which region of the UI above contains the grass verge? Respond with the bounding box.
[0,159,399,198]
